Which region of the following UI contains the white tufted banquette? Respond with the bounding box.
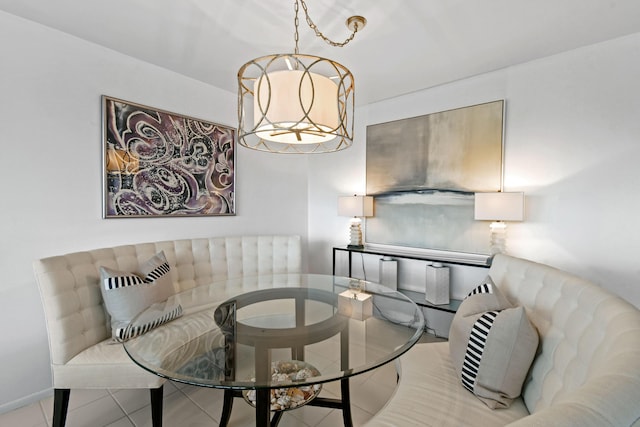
[33,235,301,426]
[366,254,640,427]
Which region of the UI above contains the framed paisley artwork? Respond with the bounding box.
[102,96,235,218]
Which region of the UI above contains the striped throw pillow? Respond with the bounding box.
[116,302,183,342]
[100,251,181,341]
[449,277,539,409]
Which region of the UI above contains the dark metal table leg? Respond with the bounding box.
[255,388,271,427]
[341,378,353,427]
[270,410,283,427]
[219,390,234,427]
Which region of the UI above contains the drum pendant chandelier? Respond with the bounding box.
[237,0,366,154]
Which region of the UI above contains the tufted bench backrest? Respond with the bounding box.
[489,254,640,426]
[34,235,301,367]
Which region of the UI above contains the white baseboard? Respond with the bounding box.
[0,388,52,415]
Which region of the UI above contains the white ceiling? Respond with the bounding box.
[2,0,640,105]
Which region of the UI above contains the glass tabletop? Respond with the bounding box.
[124,274,425,391]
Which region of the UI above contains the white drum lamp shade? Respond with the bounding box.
[338,195,374,218]
[474,192,525,222]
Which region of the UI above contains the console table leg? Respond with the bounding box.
[341,378,353,427]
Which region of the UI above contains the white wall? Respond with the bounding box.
[308,32,640,310]
[0,12,309,411]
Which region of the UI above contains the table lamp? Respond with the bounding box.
[338,195,374,249]
[474,192,524,254]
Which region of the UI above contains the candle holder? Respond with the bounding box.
[338,290,373,320]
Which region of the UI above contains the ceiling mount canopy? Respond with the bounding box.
[237,0,366,154]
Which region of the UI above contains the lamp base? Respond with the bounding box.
[347,218,364,248]
[489,221,508,254]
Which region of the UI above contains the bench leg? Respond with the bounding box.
[150,386,163,427]
[53,388,70,427]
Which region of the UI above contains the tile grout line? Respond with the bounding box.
[176,386,219,424]
[108,390,136,427]
[37,398,50,427]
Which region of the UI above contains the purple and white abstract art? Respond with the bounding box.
[103,96,235,217]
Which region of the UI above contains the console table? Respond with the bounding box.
[332,245,492,321]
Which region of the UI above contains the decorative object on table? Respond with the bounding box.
[102,96,235,218]
[365,100,504,254]
[338,289,373,320]
[379,256,398,290]
[425,262,450,305]
[338,195,374,249]
[474,192,524,254]
[237,0,366,153]
[243,360,322,411]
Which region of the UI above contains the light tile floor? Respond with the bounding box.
[0,364,394,427]
[0,334,442,427]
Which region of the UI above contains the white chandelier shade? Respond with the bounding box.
[254,70,339,144]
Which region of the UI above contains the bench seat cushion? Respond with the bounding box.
[53,338,165,389]
[365,342,529,427]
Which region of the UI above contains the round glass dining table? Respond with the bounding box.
[124,274,425,427]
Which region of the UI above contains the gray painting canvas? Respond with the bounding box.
[365,101,504,254]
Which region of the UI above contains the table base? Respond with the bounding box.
[219,378,352,427]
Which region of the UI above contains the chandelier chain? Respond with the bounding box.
[294,0,360,51]
[294,0,300,54]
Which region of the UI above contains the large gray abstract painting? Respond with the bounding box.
[365,100,504,254]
